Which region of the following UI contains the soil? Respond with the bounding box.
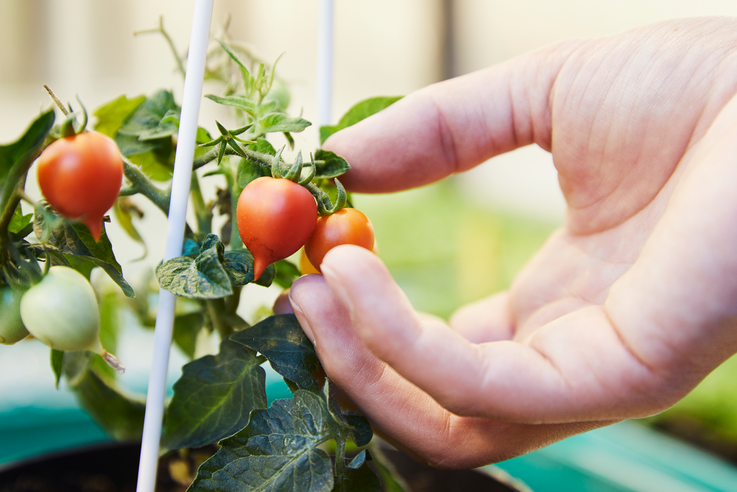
[0,442,526,492]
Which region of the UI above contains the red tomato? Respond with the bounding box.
[37,131,123,241]
[237,177,318,280]
[304,208,375,273]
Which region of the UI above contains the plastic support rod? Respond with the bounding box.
[135,2,214,492]
[316,0,335,132]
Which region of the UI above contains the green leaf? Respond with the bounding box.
[342,452,382,492]
[161,339,267,452]
[205,94,257,117]
[89,290,121,379]
[65,355,146,441]
[273,259,301,289]
[257,113,311,135]
[114,90,179,182]
[9,204,34,237]
[173,312,204,359]
[156,235,232,299]
[92,95,146,138]
[117,90,179,137]
[313,150,350,179]
[345,414,373,448]
[190,390,340,492]
[50,349,64,390]
[236,159,267,189]
[320,96,402,144]
[0,108,55,183]
[34,205,134,297]
[113,198,146,259]
[231,314,319,392]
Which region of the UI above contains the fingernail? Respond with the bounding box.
[321,264,354,318]
[288,291,315,344]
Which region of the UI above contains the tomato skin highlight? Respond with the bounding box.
[236,177,318,280]
[305,208,375,273]
[37,131,124,241]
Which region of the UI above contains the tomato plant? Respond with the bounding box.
[0,18,404,492]
[236,176,317,280]
[36,131,123,241]
[305,207,376,273]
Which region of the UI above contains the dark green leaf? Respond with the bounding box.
[222,249,275,288]
[33,201,64,243]
[345,414,373,448]
[320,96,402,144]
[205,94,256,117]
[367,445,409,492]
[162,339,267,452]
[313,150,351,179]
[231,314,319,392]
[173,312,205,359]
[257,113,311,135]
[341,452,382,492]
[50,349,63,390]
[0,108,55,182]
[93,95,146,138]
[236,159,267,188]
[190,390,340,492]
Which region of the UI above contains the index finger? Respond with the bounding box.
[323,42,575,193]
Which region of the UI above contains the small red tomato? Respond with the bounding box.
[237,177,318,280]
[37,131,123,241]
[305,208,375,273]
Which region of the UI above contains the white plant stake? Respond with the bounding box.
[136,2,214,492]
[316,0,335,132]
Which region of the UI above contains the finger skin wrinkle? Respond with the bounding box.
[424,91,460,176]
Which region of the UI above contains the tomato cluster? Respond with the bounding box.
[236,178,375,278]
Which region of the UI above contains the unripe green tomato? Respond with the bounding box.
[20,266,103,353]
[0,286,29,345]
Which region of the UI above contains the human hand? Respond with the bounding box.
[288,17,737,468]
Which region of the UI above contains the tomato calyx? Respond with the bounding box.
[44,86,89,138]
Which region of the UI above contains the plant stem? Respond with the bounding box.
[122,158,170,215]
[190,173,211,234]
[205,299,232,340]
[135,16,186,79]
[334,436,347,492]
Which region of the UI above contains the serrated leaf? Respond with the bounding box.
[231,315,319,392]
[313,150,350,179]
[157,236,232,299]
[117,90,179,137]
[0,108,55,182]
[138,109,180,141]
[223,249,275,288]
[34,206,134,297]
[205,94,257,117]
[92,95,146,138]
[320,96,402,144]
[257,113,311,135]
[190,390,340,492]
[162,339,267,452]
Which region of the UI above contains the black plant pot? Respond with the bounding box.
[0,442,529,492]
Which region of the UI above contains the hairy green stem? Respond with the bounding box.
[122,158,170,215]
[190,173,211,234]
[334,436,347,492]
[205,299,232,340]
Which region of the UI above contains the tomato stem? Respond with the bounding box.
[121,158,170,215]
